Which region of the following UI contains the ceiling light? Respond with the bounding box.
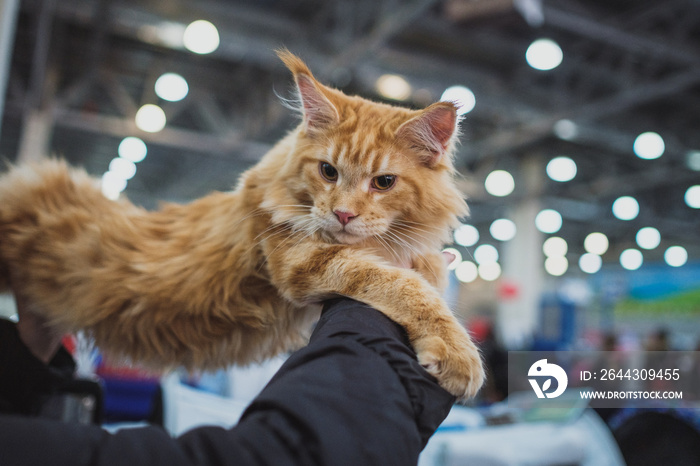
[635,227,661,250]
[546,156,577,182]
[118,137,147,163]
[155,73,189,102]
[545,256,568,276]
[525,38,563,71]
[478,262,502,281]
[612,196,639,221]
[376,74,412,101]
[664,246,688,267]
[535,209,562,234]
[183,20,220,54]
[489,218,516,241]
[685,185,700,209]
[101,171,127,200]
[474,244,498,264]
[454,224,479,247]
[135,104,166,133]
[543,236,567,257]
[484,170,515,197]
[440,85,476,115]
[633,132,665,160]
[553,119,578,140]
[442,248,462,270]
[108,157,136,181]
[455,261,478,283]
[687,151,700,171]
[137,22,187,49]
[584,232,609,255]
[620,249,643,271]
[579,253,602,274]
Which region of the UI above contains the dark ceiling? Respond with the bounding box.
[1,0,699,270]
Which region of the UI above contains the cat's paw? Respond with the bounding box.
[414,332,484,400]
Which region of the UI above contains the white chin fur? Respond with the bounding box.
[331,230,365,244]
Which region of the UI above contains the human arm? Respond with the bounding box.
[0,298,455,466]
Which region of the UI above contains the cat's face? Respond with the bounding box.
[293,119,440,246]
[267,51,468,257]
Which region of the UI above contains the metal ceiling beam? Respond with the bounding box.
[563,165,700,202]
[451,2,700,162]
[50,107,254,159]
[543,5,700,66]
[461,64,700,164]
[322,0,439,76]
[24,0,57,112]
[0,0,20,141]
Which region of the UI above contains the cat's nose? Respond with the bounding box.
[334,210,357,226]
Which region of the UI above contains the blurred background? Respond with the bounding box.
[1,0,700,464]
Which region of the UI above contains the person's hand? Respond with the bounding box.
[14,290,63,364]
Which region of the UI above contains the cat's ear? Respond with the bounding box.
[396,102,458,167]
[277,49,339,131]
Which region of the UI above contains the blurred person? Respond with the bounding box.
[470,318,507,403]
[645,328,675,393]
[646,327,671,352]
[601,331,618,351]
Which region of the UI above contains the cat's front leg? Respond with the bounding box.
[266,242,484,400]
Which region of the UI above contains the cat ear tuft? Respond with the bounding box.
[397,102,458,167]
[277,49,339,131]
[295,74,340,130]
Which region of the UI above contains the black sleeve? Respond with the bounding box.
[0,298,455,466]
[0,318,76,415]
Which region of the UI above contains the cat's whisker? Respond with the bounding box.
[248,219,304,253]
[392,220,444,235]
[384,232,434,272]
[413,254,441,285]
[388,225,433,249]
[220,207,275,234]
[382,231,441,285]
[252,222,291,243]
[273,204,313,210]
[393,218,435,224]
[373,234,404,267]
[290,215,321,235]
[390,223,446,247]
[392,218,442,229]
[257,220,322,273]
[382,230,421,258]
[254,215,322,273]
[255,229,307,273]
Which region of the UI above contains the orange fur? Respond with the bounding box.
[0,51,484,398]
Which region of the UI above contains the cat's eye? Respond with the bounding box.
[371,175,397,191]
[319,162,338,182]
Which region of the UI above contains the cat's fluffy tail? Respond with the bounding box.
[0,159,102,293]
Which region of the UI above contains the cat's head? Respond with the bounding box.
[264,50,468,257]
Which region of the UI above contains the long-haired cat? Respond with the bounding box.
[0,51,483,399]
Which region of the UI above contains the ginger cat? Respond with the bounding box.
[0,51,483,399]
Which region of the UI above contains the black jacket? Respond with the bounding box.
[0,317,77,416]
[0,298,455,465]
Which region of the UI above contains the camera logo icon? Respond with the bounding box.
[528,359,568,399]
